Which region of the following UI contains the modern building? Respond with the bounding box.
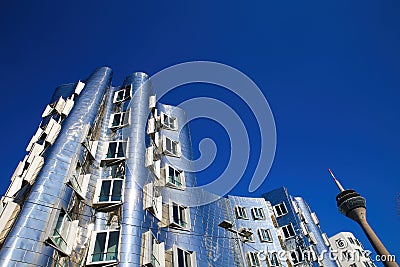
[329,232,375,267]
[0,67,357,267]
[262,187,337,267]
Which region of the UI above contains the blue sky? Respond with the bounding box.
[0,0,399,262]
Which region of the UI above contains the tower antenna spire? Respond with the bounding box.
[328,168,345,192]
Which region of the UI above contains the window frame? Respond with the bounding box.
[235,206,249,220]
[113,86,132,103]
[165,164,185,189]
[102,141,128,164]
[251,207,266,220]
[87,229,120,265]
[258,228,273,242]
[142,230,165,267]
[248,252,261,267]
[160,112,178,130]
[143,182,163,221]
[48,209,79,256]
[169,202,191,230]
[109,110,130,129]
[173,245,197,267]
[162,136,181,157]
[290,248,305,265]
[273,202,288,217]
[269,252,280,267]
[281,223,296,239]
[93,178,124,206]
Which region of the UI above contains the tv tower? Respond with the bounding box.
[328,169,398,267]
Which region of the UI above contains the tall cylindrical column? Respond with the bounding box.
[358,219,398,267]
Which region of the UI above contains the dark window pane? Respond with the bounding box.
[93,233,107,262]
[99,181,111,202]
[111,180,122,201]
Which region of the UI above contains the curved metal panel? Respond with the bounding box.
[118,72,153,266]
[0,67,112,267]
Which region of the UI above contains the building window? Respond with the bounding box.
[290,248,304,264]
[251,207,265,220]
[113,86,131,103]
[349,264,357,267]
[106,141,127,160]
[142,231,165,267]
[364,262,372,267]
[68,163,91,199]
[281,224,296,239]
[161,113,178,130]
[269,252,280,267]
[48,209,79,256]
[165,164,185,189]
[143,183,163,221]
[93,179,123,205]
[109,111,130,129]
[258,228,273,242]
[174,245,197,267]
[235,206,248,219]
[170,203,190,229]
[247,252,261,267]
[88,230,120,264]
[163,136,181,157]
[273,202,288,217]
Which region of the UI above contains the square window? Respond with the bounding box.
[174,246,197,267]
[161,113,178,130]
[258,229,273,242]
[109,111,130,129]
[93,179,124,205]
[291,248,304,264]
[248,252,261,267]
[273,202,288,217]
[163,136,181,157]
[113,86,131,103]
[103,141,127,163]
[235,206,248,220]
[170,203,190,230]
[269,252,280,267]
[88,230,120,264]
[281,224,296,239]
[165,165,185,189]
[251,207,265,220]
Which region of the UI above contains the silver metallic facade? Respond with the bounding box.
[263,187,339,267]
[0,68,343,267]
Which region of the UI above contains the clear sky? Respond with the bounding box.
[0,0,399,263]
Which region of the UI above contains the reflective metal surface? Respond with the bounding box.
[0,67,112,266]
[0,68,343,267]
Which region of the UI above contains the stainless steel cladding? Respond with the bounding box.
[0,68,343,267]
[0,67,112,266]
